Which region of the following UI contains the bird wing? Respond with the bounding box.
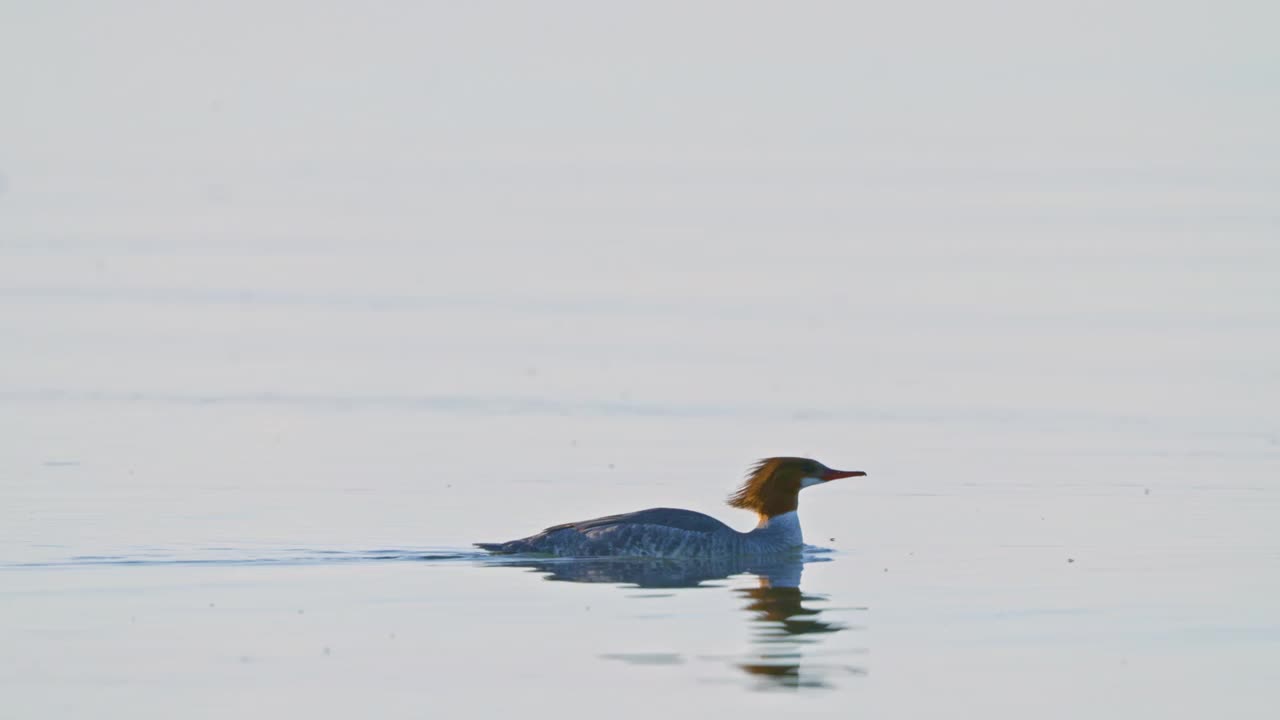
[541,507,736,535]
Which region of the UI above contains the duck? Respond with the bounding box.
[475,457,865,558]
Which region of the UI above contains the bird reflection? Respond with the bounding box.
[488,554,865,690]
[493,555,794,588]
[734,572,863,690]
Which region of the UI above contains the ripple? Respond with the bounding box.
[3,547,485,569]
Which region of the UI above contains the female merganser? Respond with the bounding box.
[475,457,866,558]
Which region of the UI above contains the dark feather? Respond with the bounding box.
[542,507,734,535]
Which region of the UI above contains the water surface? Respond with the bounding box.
[3,3,1279,717]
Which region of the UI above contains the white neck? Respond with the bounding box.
[752,510,803,546]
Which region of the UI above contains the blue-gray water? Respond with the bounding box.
[3,3,1279,718]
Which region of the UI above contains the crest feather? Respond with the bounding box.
[726,458,784,511]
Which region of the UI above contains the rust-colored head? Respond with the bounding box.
[726,457,866,518]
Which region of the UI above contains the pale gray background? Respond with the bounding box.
[3,2,1278,718]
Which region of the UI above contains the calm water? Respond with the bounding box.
[4,227,1278,718]
[3,3,1279,717]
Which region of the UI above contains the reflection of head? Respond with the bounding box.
[739,581,847,639]
[737,662,833,690]
[735,570,859,690]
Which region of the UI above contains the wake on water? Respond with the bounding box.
[5,545,837,577]
[3,547,483,569]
